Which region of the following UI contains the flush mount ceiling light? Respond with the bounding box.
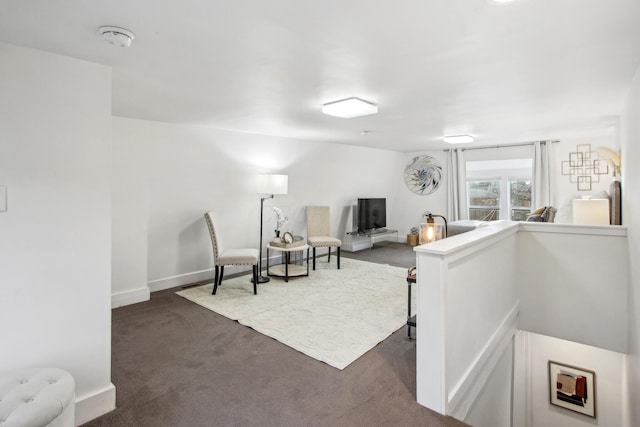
[321,97,378,119]
[443,134,474,144]
[99,26,135,47]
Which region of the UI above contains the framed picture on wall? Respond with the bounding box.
[548,361,596,418]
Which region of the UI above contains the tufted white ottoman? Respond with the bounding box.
[0,368,75,427]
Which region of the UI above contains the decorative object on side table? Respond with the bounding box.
[270,233,305,249]
[548,361,596,418]
[257,173,288,283]
[407,227,419,247]
[404,155,442,195]
[273,206,288,237]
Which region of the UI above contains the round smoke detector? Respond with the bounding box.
[99,26,135,48]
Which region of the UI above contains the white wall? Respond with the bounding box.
[111,119,149,307]
[518,332,624,427]
[0,43,114,424]
[112,117,404,298]
[392,150,448,240]
[551,134,619,223]
[397,139,620,230]
[465,340,513,427]
[620,62,640,426]
[392,145,534,237]
[517,224,629,354]
[463,144,532,163]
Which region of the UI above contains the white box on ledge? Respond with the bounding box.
[572,198,609,225]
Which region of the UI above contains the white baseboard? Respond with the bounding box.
[111,287,150,308]
[448,303,520,419]
[147,251,299,293]
[148,268,217,292]
[74,383,116,426]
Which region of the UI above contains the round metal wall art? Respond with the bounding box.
[404,155,442,195]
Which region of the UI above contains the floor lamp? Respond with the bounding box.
[256,173,288,283]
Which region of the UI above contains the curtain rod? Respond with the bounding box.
[442,140,559,152]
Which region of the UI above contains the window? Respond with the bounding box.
[468,180,500,221]
[510,178,532,221]
[466,159,532,221]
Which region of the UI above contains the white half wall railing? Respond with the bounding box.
[415,221,520,418]
[414,220,629,424]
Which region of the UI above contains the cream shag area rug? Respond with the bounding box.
[176,257,409,370]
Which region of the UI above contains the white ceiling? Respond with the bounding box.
[2,0,640,152]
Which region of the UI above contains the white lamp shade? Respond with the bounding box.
[257,174,288,195]
[572,198,609,225]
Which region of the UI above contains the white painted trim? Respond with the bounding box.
[622,353,631,427]
[148,250,307,292]
[519,222,627,236]
[74,383,116,426]
[148,265,264,292]
[416,221,627,259]
[111,287,150,308]
[416,254,447,413]
[148,268,217,292]
[448,303,519,419]
[414,221,519,257]
[524,332,533,427]
[511,331,529,427]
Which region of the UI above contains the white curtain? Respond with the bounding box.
[447,148,467,221]
[532,141,552,208]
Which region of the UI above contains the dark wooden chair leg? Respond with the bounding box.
[313,247,316,270]
[328,249,331,263]
[213,266,220,295]
[407,278,412,338]
[218,266,225,289]
[337,247,340,269]
[253,264,258,295]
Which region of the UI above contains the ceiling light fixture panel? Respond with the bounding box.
[322,97,378,119]
[99,26,136,47]
[443,134,474,144]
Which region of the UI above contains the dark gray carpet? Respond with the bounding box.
[342,241,417,270]
[82,243,470,427]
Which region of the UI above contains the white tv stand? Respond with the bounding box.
[343,229,398,252]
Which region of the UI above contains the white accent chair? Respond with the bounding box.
[306,206,341,270]
[205,211,260,295]
[0,368,75,427]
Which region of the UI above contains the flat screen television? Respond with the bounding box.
[357,198,386,232]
